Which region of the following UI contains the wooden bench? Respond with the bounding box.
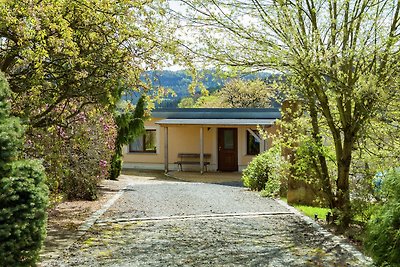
[175,153,211,171]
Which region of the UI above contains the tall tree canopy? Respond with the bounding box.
[0,0,179,128]
[175,0,400,227]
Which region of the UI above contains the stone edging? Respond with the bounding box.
[47,187,127,266]
[274,199,374,266]
[75,187,126,237]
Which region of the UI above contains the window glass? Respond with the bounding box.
[224,129,234,149]
[129,138,143,152]
[129,129,156,153]
[144,130,156,151]
[247,130,260,155]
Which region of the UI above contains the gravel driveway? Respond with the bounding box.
[41,172,371,266]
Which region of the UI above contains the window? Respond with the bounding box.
[247,130,260,155]
[129,129,156,153]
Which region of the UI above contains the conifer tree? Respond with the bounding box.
[0,72,48,266]
[109,96,145,180]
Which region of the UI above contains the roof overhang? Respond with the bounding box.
[155,118,277,126]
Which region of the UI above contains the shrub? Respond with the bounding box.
[109,96,145,180]
[242,146,284,196]
[0,72,48,266]
[0,161,48,266]
[25,106,117,200]
[365,169,400,266]
[109,153,123,181]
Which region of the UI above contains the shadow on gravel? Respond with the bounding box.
[121,169,185,182]
[212,181,244,188]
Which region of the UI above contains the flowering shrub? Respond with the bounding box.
[25,105,117,200]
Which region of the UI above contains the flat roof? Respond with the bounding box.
[156,118,277,126]
[152,108,281,120]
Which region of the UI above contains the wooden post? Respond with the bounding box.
[260,127,266,152]
[164,126,169,173]
[260,139,265,153]
[200,127,204,174]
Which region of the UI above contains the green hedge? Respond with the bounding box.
[0,161,48,266]
[0,72,48,266]
[242,146,284,197]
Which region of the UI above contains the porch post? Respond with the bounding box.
[260,126,266,152]
[164,126,169,173]
[200,127,204,174]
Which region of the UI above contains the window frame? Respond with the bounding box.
[246,130,261,155]
[129,129,157,153]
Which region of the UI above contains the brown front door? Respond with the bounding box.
[218,128,238,171]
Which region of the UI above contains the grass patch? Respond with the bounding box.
[281,198,331,220]
[295,204,331,220]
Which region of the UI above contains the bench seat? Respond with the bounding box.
[175,153,211,171]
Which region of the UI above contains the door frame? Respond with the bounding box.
[217,128,238,171]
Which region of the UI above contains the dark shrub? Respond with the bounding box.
[365,169,400,266]
[0,72,48,266]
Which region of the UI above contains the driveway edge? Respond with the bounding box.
[274,199,373,266]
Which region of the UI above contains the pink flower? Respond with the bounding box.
[99,160,107,168]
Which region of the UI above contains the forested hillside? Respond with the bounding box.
[123,70,273,108]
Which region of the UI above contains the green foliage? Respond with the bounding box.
[178,0,400,228]
[178,97,195,108]
[1,0,179,128]
[292,136,336,207]
[242,146,284,196]
[109,154,123,181]
[260,175,281,198]
[0,161,48,266]
[218,79,274,108]
[282,198,332,220]
[365,169,400,266]
[0,0,186,202]
[193,95,225,108]
[25,106,117,200]
[0,72,48,266]
[295,205,331,221]
[177,78,275,108]
[109,96,146,180]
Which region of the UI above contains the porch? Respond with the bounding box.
[167,171,243,185]
[123,108,281,173]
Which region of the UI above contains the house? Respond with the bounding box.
[122,108,281,173]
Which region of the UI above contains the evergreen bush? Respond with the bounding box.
[365,169,400,266]
[0,72,48,266]
[109,96,145,180]
[242,146,284,196]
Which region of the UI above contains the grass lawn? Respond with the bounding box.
[281,198,331,220]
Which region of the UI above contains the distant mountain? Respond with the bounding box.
[146,70,226,98]
[122,70,274,108]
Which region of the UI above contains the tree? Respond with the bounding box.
[0,0,179,128]
[178,78,274,108]
[218,79,273,108]
[178,97,196,108]
[1,0,185,199]
[177,0,400,228]
[109,96,146,180]
[0,72,48,266]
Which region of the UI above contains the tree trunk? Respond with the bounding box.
[308,97,334,208]
[334,132,353,229]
